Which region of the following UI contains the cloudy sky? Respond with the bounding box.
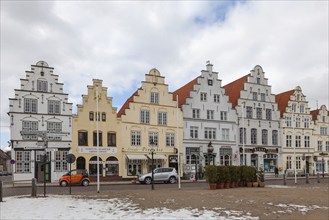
[1,1,328,150]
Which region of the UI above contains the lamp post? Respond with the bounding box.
[150,140,155,190]
[302,153,306,175]
[207,142,214,165]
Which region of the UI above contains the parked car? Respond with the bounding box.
[138,167,177,184]
[59,169,90,187]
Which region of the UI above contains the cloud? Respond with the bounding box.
[1,1,328,148]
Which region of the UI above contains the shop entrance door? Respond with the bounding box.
[36,162,50,182]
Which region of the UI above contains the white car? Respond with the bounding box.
[138,167,178,184]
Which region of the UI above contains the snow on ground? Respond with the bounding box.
[265,185,296,188]
[0,195,259,220]
[266,202,329,215]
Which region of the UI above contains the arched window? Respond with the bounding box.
[89,156,103,176]
[105,156,119,176]
[77,157,86,170]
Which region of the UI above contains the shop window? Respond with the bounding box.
[106,156,119,176]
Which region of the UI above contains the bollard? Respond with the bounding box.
[317,173,320,183]
[32,178,37,197]
[0,180,3,202]
[306,173,309,184]
[283,174,286,185]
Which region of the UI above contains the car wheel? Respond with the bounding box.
[60,181,68,187]
[144,177,152,185]
[169,176,176,184]
[82,180,89,186]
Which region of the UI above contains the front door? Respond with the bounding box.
[36,162,50,182]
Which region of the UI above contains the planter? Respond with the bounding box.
[235,182,239,187]
[209,183,217,190]
[246,182,253,187]
[253,182,259,187]
[229,182,235,188]
[216,183,225,189]
[258,182,265,187]
[239,182,245,187]
[224,182,230,189]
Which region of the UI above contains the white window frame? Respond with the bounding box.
[204,127,216,139]
[272,130,278,145]
[320,127,328,135]
[214,94,220,103]
[149,132,158,146]
[317,141,322,151]
[200,92,207,101]
[286,156,292,169]
[251,129,257,144]
[24,98,37,113]
[207,110,214,120]
[140,110,150,124]
[192,109,200,119]
[246,107,253,119]
[295,135,301,147]
[166,133,175,147]
[158,112,167,125]
[305,136,310,148]
[222,128,229,141]
[16,151,30,173]
[131,131,141,146]
[150,92,159,104]
[266,109,272,120]
[37,80,47,92]
[256,108,262,119]
[286,117,291,127]
[48,100,60,114]
[190,126,198,139]
[55,151,68,172]
[220,111,227,121]
[286,135,292,147]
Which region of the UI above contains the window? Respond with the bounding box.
[140,110,150,124]
[149,132,158,146]
[220,111,227,121]
[292,104,296,112]
[48,100,60,114]
[296,94,300,101]
[323,116,326,122]
[192,109,200,119]
[286,117,291,127]
[296,117,300,128]
[214,94,220,103]
[47,122,62,132]
[320,127,328,135]
[251,129,257,144]
[16,151,31,173]
[24,98,37,113]
[256,108,262,119]
[93,132,102,146]
[272,130,278,145]
[326,141,329,152]
[89,112,94,121]
[222,128,229,141]
[127,160,142,176]
[207,110,214,120]
[300,105,304,113]
[296,156,301,169]
[190,126,198,139]
[257,77,261,84]
[262,129,268,145]
[208,79,213,86]
[131,131,141,146]
[108,132,116,146]
[78,131,88,146]
[220,148,232,166]
[246,107,253,119]
[102,112,106,122]
[295,135,301,147]
[200,92,207,101]
[286,135,292,147]
[166,133,175,147]
[95,112,100,121]
[252,92,258,101]
[55,151,68,172]
[22,121,38,131]
[204,128,216,139]
[286,156,292,169]
[150,92,159,104]
[240,128,246,144]
[261,93,265,101]
[37,80,47,92]
[158,112,167,125]
[316,161,325,172]
[266,109,272,120]
[305,136,310,148]
[186,147,200,164]
[304,118,309,128]
[317,141,322,151]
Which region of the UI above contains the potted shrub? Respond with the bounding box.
[251,167,258,187]
[216,166,225,189]
[245,166,253,187]
[236,166,242,187]
[240,166,247,187]
[222,166,230,188]
[228,166,236,188]
[205,165,217,190]
[257,168,265,187]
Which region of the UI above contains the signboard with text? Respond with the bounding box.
[78,147,117,154]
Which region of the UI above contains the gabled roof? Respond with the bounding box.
[223,75,248,108]
[172,78,198,108]
[275,89,294,117]
[310,106,329,121]
[117,89,139,117]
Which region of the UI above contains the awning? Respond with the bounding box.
[126,154,148,160]
[147,154,167,160]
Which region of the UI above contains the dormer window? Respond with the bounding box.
[150,92,159,104]
[208,79,213,86]
[37,80,47,92]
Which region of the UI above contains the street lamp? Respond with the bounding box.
[150,140,155,190]
[207,142,214,165]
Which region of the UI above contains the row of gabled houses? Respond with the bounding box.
[8,61,328,182]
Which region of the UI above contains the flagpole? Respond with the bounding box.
[96,85,100,193]
[242,102,245,166]
[176,94,181,189]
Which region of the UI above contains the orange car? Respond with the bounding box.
[59,169,90,187]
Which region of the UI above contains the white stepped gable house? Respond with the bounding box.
[173,63,238,179]
[224,65,281,172]
[8,61,72,182]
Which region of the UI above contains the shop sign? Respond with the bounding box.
[126,147,164,153]
[89,161,103,164]
[253,147,268,153]
[105,161,119,164]
[78,147,117,154]
[169,155,178,163]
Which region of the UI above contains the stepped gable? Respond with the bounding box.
[310,105,329,121]
[275,89,295,117]
[117,89,139,117]
[223,75,248,108]
[172,78,198,108]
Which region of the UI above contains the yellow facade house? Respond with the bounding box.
[117,68,183,179]
[72,79,122,178]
